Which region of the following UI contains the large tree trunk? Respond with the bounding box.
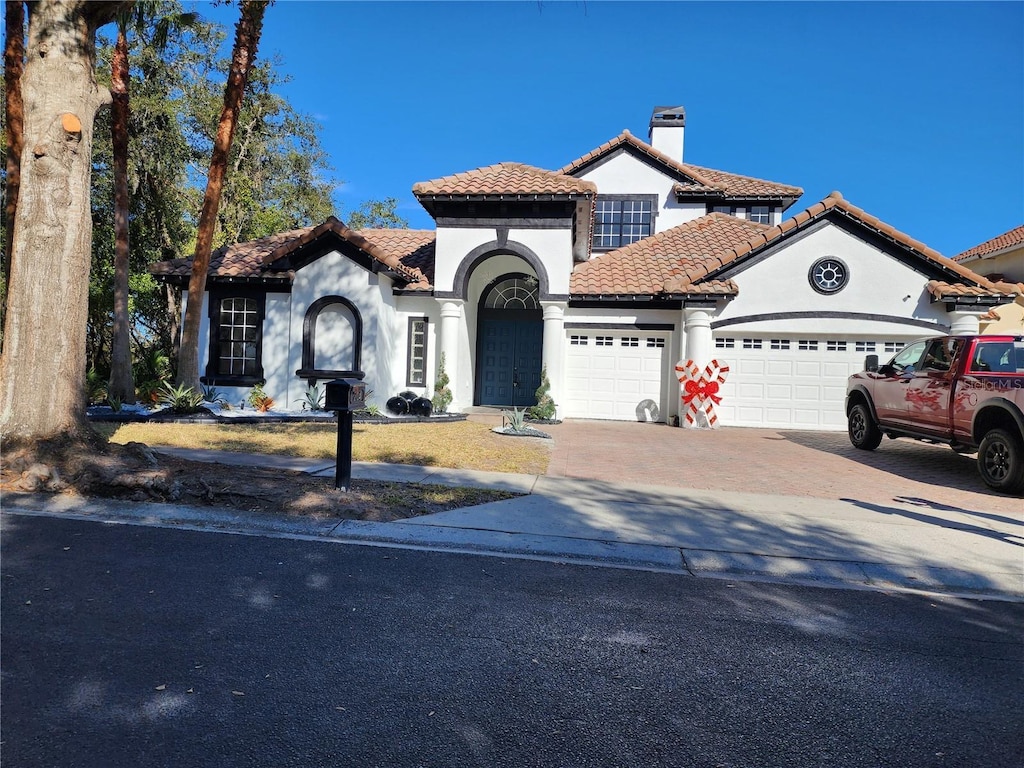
[0,0,127,442]
[107,24,135,403]
[2,0,26,345]
[176,0,266,390]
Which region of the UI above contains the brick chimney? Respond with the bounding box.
[648,106,686,162]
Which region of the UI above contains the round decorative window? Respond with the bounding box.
[808,257,849,294]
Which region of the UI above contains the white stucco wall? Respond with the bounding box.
[280,250,400,411]
[433,226,575,296]
[714,223,950,336]
[573,151,780,234]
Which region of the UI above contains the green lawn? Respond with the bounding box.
[93,420,551,475]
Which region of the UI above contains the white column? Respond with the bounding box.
[680,308,714,429]
[683,308,713,369]
[438,300,464,410]
[541,302,566,418]
[949,311,981,336]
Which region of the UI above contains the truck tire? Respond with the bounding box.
[977,429,1024,495]
[848,403,882,450]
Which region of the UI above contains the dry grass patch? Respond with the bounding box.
[94,420,551,475]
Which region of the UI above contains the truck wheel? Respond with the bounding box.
[848,403,882,450]
[977,429,1024,495]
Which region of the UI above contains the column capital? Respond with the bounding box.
[437,299,464,319]
[541,302,566,321]
[948,311,981,336]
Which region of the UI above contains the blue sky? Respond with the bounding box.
[200,2,1019,256]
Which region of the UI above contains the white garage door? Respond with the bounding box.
[563,331,668,421]
[711,335,912,430]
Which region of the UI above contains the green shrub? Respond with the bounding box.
[527,366,556,420]
[86,367,107,405]
[431,353,453,414]
[247,384,275,412]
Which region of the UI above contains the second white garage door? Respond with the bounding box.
[563,331,669,421]
[711,335,912,430]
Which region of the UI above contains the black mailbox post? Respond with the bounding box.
[324,378,366,491]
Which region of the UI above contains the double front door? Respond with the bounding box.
[476,313,543,407]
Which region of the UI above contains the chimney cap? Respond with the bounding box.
[650,106,686,127]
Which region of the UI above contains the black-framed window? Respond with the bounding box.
[592,196,655,249]
[709,204,734,216]
[749,205,771,224]
[204,289,265,386]
[407,317,428,386]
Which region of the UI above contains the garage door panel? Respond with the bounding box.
[737,359,765,375]
[794,361,823,377]
[766,384,794,399]
[714,335,914,431]
[793,385,821,401]
[766,360,794,376]
[563,332,668,421]
[823,361,851,378]
[737,383,765,398]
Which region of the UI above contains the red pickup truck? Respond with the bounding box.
[846,334,1024,494]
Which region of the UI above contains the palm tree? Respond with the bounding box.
[176,0,268,389]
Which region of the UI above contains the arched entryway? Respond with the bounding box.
[475,274,543,407]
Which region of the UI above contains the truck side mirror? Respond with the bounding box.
[864,354,879,372]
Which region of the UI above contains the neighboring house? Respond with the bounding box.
[152,105,1023,430]
[954,224,1024,283]
[955,225,1024,334]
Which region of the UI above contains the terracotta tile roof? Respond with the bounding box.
[953,224,1024,263]
[150,217,432,288]
[570,192,1024,300]
[926,280,1024,300]
[412,162,597,198]
[706,191,1012,294]
[559,130,803,202]
[570,213,765,296]
[356,228,436,289]
[149,225,311,280]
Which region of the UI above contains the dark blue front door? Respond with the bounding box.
[477,315,543,407]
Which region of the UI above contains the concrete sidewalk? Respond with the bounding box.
[4,446,1022,601]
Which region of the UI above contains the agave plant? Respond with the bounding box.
[502,407,528,432]
[157,382,205,414]
[296,383,325,411]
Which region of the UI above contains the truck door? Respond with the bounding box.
[873,340,928,426]
[903,337,964,435]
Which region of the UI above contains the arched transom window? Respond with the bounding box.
[483,277,539,309]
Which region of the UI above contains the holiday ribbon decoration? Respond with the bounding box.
[675,359,730,427]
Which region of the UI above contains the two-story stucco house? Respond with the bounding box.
[152,106,1024,430]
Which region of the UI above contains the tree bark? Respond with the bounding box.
[0,0,127,442]
[2,0,26,345]
[176,0,267,389]
[107,24,135,403]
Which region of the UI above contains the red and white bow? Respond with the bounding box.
[675,359,730,427]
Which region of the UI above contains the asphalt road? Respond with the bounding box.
[3,513,1022,768]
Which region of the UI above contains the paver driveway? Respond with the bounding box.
[541,420,1024,515]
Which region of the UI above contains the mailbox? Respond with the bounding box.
[324,377,366,492]
[325,378,366,412]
